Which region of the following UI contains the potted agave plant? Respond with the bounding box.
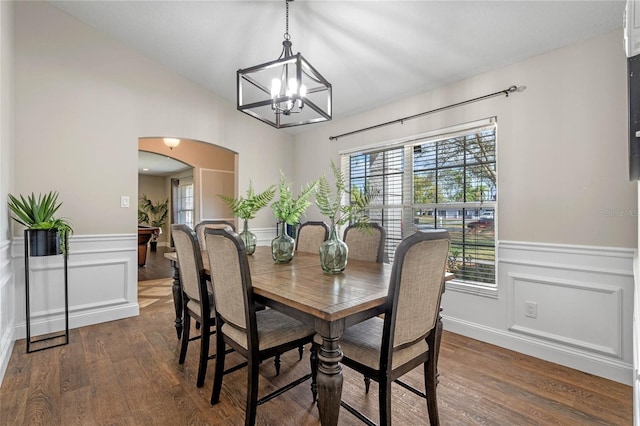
[316,160,377,273]
[218,182,276,255]
[8,191,73,256]
[271,172,318,263]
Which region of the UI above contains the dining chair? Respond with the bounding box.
[296,221,329,253]
[194,220,236,251]
[343,223,386,263]
[330,230,451,426]
[192,221,235,334]
[205,228,317,426]
[171,224,218,388]
[343,222,387,391]
[197,221,292,376]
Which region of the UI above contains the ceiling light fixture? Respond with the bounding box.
[163,137,180,150]
[236,0,331,128]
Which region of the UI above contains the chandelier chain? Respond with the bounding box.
[284,0,290,40]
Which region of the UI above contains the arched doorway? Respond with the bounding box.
[137,137,238,282]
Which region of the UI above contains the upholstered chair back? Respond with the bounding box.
[195,220,236,251]
[205,229,249,333]
[343,223,386,263]
[389,231,450,349]
[296,221,329,253]
[171,224,207,305]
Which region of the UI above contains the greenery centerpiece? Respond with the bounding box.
[316,160,377,273]
[8,191,74,256]
[270,172,318,263]
[218,182,276,255]
[138,194,169,251]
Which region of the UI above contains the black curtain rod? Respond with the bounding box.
[329,85,519,141]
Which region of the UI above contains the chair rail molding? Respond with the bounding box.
[442,240,635,385]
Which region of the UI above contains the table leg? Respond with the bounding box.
[316,336,343,426]
[170,260,183,339]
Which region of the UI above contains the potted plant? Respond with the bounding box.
[138,194,169,251]
[218,182,276,255]
[8,191,74,256]
[315,160,377,273]
[271,172,318,263]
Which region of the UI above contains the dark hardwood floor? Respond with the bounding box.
[138,245,175,282]
[0,248,633,425]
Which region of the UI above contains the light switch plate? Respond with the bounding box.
[121,196,130,208]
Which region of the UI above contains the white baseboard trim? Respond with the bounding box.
[13,302,140,339]
[444,315,633,385]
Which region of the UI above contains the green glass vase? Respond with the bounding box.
[319,222,348,274]
[271,221,295,263]
[240,219,257,255]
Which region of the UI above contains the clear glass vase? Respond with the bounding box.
[319,222,348,274]
[271,221,295,263]
[240,219,257,255]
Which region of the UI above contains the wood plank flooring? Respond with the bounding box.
[1,258,633,425]
[137,245,174,282]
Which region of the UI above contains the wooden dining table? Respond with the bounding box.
[165,245,452,426]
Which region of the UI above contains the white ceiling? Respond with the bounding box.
[49,0,626,125]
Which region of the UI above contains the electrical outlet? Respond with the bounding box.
[525,301,537,318]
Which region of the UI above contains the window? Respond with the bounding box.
[344,119,497,287]
[177,183,194,229]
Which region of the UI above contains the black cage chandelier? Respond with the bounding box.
[237,0,332,128]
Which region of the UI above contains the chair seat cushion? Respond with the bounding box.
[186,297,215,319]
[222,309,314,351]
[319,316,429,370]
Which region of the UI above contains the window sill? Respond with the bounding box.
[445,279,498,299]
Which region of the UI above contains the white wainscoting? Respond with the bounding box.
[0,238,15,384]
[443,240,635,385]
[254,227,278,247]
[10,233,139,339]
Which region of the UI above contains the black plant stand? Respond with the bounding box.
[24,229,69,353]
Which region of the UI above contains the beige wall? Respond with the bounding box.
[13,1,293,237]
[1,1,13,241]
[294,29,636,249]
